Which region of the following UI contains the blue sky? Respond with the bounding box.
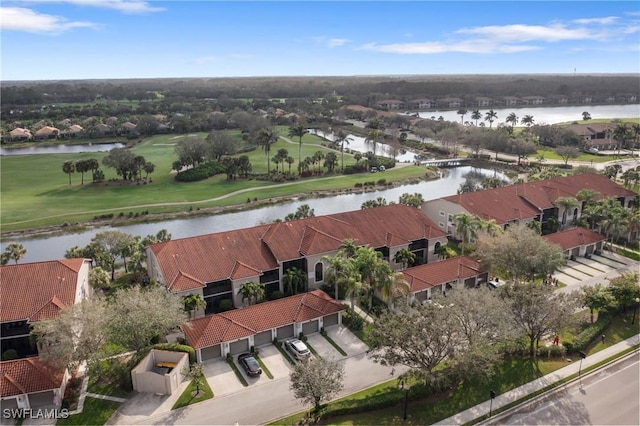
[1,1,639,81]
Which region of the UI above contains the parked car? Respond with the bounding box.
[378,165,386,172]
[284,338,311,361]
[238,353,262,376]
[370,167,378,173]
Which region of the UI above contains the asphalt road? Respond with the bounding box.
[133,352,401,425]
[489,353,640,425]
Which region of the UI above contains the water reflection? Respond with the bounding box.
[0,142,125,156]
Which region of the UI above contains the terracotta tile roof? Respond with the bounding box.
[442,173,636,225]
[183,290,344,349]
[151,204,445,290]
[0,357,65,397]
[543,227,606,250]
[0,259,86,323]
[403,256,485,293]
[34,126,60,135]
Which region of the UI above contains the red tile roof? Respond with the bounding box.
[443,173,636,225]
[0,357,65,397]
[0,259,87,323]
[543,227,606,250]
[403,256,485,293]
[150,204,446,291]
[183,290,344,349]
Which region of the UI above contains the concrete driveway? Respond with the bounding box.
[555,250,640,294]
[203,358,246,397]
[257,344,292,379]
[305,325,369,361]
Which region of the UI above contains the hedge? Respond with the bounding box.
[153,343,197,364]
[564,313,613,354]
[175,162,225,182]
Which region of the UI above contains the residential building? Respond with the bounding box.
[147,204,448,316]
[33,126,60,140]
[403,256,488,304]
[0,259,91,359]
[563,123,617,151]
[476,97,493,107]
[521,96,545,105]
[437,98,464,109]
[422,173,637,236]
[0,357,69,410]
[503,96,520,106]
[183,289,343,362]
[409,98,433,109]
[543,227,606,259]
[8,128,32,142]
[376,100,405,110]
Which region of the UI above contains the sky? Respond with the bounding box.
[1,1,639,81]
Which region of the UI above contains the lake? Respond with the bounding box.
[0,142,125,156]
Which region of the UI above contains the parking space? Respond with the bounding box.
[257,344,292,379]
[325,325,369,357]
[306,333,344,360]
[204,358,246,397]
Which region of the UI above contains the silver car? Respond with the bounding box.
[284,338,311,361]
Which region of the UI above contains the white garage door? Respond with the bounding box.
[323,313,339,327]
[201,344,221,360]
[229,338,249,355]
[254,330,272,347]
[276,324,294,340]
[302,320,319,335]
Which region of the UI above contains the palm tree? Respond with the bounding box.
[3,242,27,264]
[62,161,75,185]
[521,115,535,130]
[353,246,390,311]
[505,112,518,134]
[365,129,384,157]
[457,108,468,125]
[452,212,482,255]
[471,109,482,126]
[378,271,410,309]
[576,189,600,207]
[183,293,207,319]
[322,254,357,301]
[613,123,630,155]
[288,123,308,173]
[239,281,265,306]
[599,198,626,249]
[283,267,306,296]
[554,196,580,228]
[343,273,363,313]
[582,111,591,121]
[339,238,359,258]
[257,127,280,175]
[484,109,498,128]
[393,248,416,270]
[631,123,640,154]
[333,130,353,172]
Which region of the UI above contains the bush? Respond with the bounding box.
[175,162,225,182]
[537,345,567,359]
[270,290,285,300]
[1,349,18,361]
[565,313,613,354]
[342,308,364,332]
[377,178,386,185]
[218,299,233,312]
[153,343,197,364]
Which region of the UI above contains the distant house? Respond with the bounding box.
[376,100,405,110]
[0,357,69,411]
[403,256,488,304]
[183,289,344,362]
[118,121,137,136]
[34,126,60,140]
[564,123,617,151]
[8,128,32,142]
[409,98,433,109]
[0,259,91,358]
[503,96,520,106]
[521,96,545,105]
[438,98,464,109]
[63,124,84,138]
[476,97,493,107]
[94,123,114,137]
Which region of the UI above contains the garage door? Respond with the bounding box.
[229,338,249,355]
[29,391,54,408]
[1,398,18,410]
[254,330,272,347]
[302,320,319,335]
[323,313,338,327]
[571,247,580,257]
[201,344,221,361]
[276,324,294,340]
[585,245,594,255]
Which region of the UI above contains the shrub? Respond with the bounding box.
[1,349,18,361]
[565,313,613,354]
[342,308,364,332]
[153,343,197,364]
[218,299,233,312]
[354,182,363,188]
[377,178,386,185]
[270,290,285,300]
[175,161,225,182]
[537,345,567,359]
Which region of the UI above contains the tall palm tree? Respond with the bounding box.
[554,196,580,227]
[452,212,482,255]
[378,271,410,309]
[339,238,359,258]
[601,200,628,250]
[283,267,306,296]
[521,115,535,130]
[288,123,308,174]
[183,293,207,319]
[613,123,630,155]
[457,108,468,125]
[393,248,416,270]
[239,281,265,306]
[333,130,353,172]
[471,109,482,126]
[631,123,640,155]
[344,274,363,313]
[365,129,384,157]
[62,161,75,185]
[257,127,280,175]
[484,109,498,128]
[322,254,356,302]
[505,112,518,134]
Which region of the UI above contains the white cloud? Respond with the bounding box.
[27,0,165,14]
[0,6,98,34]
[456,24,592,42]
[572,16,618,25]
[362,40,540,54]
[327,38,349,47]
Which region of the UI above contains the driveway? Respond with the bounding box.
[203,358,246,397]
[556,250,640,294]
[257,344,292,379]
[306,325,369,361]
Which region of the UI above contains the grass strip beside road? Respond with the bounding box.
[172,379,214,410]
[274,342,296,365]
[57,397,121,425]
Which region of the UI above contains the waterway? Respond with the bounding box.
[1,166,505,263]
[416,104,640,125]
[0,142,125,156]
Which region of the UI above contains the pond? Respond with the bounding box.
[0,142,125,156]
[1,166,506,263]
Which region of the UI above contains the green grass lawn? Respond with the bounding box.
[57,396,121,425]
[1,131,432,231]
[171,379,214,410]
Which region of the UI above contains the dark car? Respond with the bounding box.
[238,353,262,377]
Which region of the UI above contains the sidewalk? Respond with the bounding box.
[434,334,640,425]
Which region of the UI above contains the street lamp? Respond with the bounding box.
[398,376,409,420]
[632,297,640,325]
[578,351,587,387]
[489,389,497,417]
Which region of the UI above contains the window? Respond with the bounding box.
[315,262,323,282]
[439,211,445,216]
[439,222,445,228]
[448,214,453,223]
